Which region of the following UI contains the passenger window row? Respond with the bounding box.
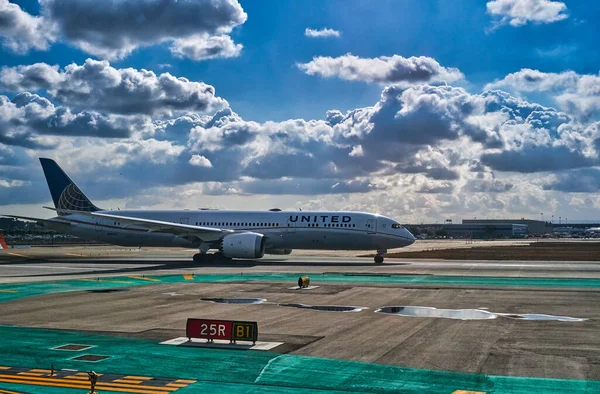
[296,223,356,228]
[192,222,357,228]
[195,222,280,227]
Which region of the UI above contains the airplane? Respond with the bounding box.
[2,158,415,263]
[0,233,8,250]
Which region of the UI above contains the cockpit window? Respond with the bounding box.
[391,224,402,229]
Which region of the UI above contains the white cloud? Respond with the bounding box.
[0,179,29,188]
[349,145,364,157]
[485,69,600,121]
[170,34,242,61]
[0,92,149,146]
[0,59,229,116]
[0,0,56,53]
[298,54,464,85]
[0,0,246,60]
[304,28,341,38]
[2,59,600,221]
[189,154,213,168]
[486,0,568,27]
[485,68,579,92]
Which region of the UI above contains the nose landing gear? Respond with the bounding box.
[374,249,387,264]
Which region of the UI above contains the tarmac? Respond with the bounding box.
[1,243,600,393]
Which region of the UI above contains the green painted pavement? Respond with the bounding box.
[3,272,600,304]
[0,326,598,393]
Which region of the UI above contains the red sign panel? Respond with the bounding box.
[186,319,233,341]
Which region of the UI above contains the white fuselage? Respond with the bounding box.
[46,210,415,251]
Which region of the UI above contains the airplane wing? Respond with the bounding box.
[1,214,72,227]
[63,211,232,242]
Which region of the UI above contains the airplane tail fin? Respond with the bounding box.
[39,158,101,215]
[0,233,8,249]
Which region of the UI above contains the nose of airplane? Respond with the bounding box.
[403,228,416,245]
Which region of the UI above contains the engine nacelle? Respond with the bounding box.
[221,232,266,259]
[265,248,293,255]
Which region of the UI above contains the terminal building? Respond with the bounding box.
[462,219,550,235]
[445,223,528,239]
[407,218,589,239]
[407,222,529,239]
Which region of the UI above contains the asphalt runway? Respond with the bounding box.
[1,245,600,391]
[3,246,600,282]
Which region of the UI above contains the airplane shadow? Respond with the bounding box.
[3,258,408,278]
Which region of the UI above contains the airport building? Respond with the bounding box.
[408,222,529,239]
[444,223,528,239]
[462,219,550,235]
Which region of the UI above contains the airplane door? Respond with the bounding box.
[287,219,296,233]
[180,217,189,225]
[367,219,377,234]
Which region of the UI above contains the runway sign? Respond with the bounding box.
[186,319,233,341]
[186,318,258,344]
[232,321,258,343]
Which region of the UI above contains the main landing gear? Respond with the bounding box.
[192,252,230,263]
[374,249,387,264]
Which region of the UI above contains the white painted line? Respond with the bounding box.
[287,285,320,290]
[459,263,568,268]
[160,337,283,351]
[3,265,85,270]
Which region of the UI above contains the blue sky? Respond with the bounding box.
[6,0,598,121]
[1,0,600,222]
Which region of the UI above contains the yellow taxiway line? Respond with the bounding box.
[0,375,180,394]
[0,389,24,394]
[0,369,196,394]
[78,278,134,284]
[129,276,160,282]
[6,253,27,258]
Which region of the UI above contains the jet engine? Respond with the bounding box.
[265,248,293,255]
[220,232,266,258]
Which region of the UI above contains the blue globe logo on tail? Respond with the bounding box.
[40,158,101,214]
[57,183,98,212]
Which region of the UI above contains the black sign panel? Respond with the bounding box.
[232,321,258,342]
